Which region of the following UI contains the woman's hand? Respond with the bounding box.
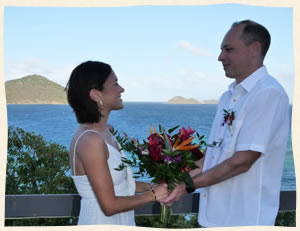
[152,183,169,201]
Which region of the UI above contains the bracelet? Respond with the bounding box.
[151,189,157,201]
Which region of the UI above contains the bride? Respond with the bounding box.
[65,61,168,225]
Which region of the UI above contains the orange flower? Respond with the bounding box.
[177,144,200,151]
[173,134,181,148]
[174,137,195,150]
[149,126,154,135]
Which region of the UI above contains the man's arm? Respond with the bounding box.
[194,150,260,187]
[161,150,261,206]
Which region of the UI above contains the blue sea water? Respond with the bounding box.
[6,103,295,191]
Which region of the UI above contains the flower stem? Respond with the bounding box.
[160,205,171,225]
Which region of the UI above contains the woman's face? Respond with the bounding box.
[101,70,125,111]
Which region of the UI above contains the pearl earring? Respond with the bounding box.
[99,100,103,106]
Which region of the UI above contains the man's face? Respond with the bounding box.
[218,25,255,82]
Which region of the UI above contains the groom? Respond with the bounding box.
[161,20,290,227]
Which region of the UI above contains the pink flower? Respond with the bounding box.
[179,126,195,141]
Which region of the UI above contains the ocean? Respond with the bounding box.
[6,103,295,191]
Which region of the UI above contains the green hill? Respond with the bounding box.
[167,96,218,104]
[168,96,200,104]
[5,75,68,104]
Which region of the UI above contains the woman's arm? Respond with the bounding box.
[77,133,168,216]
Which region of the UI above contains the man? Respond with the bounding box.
[161,20,290,227]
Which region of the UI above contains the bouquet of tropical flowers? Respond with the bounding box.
[113,125,205,225]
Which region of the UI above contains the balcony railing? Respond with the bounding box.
[5,191,296,219]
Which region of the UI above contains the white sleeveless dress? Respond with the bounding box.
[71,129,136,225]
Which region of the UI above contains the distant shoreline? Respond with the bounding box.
[6,103,68,105]
[6,102,219,105]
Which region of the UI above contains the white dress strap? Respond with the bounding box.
[73,129,102,176]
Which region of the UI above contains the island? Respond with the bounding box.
[5,75,218,105]
[167,96,218,104]
[5,75,68,104]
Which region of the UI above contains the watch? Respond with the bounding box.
[185,182,195,194]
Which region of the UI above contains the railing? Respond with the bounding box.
[5,191,296,219]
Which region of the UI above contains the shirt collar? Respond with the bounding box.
[228,66,268,93]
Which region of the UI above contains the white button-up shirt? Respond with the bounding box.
[198,66,290,227]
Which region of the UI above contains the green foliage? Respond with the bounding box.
[5,217,78,226]
[135,214,201,228]
[6,126,77,226]
[113,126,205,190]
[6,126,76,194]
[6,212,296,227]
[275,211,296,227]
[136,211,296,228]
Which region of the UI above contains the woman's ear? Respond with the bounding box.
[89,89,102,102]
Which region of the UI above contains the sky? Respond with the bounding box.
[3,4,294,102]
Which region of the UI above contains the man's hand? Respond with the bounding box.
[159,158,204,206]
[159,183,186,206]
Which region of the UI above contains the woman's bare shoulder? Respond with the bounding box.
[76,131,108,160]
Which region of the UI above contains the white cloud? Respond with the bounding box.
[47,65,74,87]
[177,40,209,56]
[5,58,52,80]
[5,58,74,87]
[276,72,295,103]
[5,58,231,102]
[268,63,295,103]
[120,69,229,102]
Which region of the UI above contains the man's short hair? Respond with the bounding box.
[232,20,271,59]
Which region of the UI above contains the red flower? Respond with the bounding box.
[147,134,164,163]
[180,165,192,173]
[190,148,204,160]
[179,126,195,141]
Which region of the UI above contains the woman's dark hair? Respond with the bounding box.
[65,61,112,124]
[232,20,271,59]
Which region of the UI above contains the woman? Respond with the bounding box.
[66,61,168,225]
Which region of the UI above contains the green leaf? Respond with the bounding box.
[184,172,194,189]
[6,126,76,194]
[163,133,172,151]
[168,125,180,134]
[158,124,163,133]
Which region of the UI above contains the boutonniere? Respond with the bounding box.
[222,109,235,136]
